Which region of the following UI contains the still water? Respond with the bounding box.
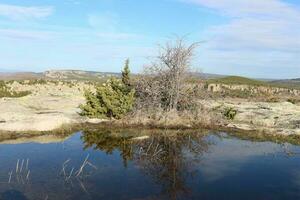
[0,129,300,200]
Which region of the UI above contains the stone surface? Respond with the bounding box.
[0,82,90,132]
[1,81,300,135]
[201,99,300,135]
[0,134,70,144]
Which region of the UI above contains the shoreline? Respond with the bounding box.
[0,82,299,137]
[1,122,300,147]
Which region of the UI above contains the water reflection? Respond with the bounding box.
[81,129,211,199]
[0,128,299,199]
[1,190,28,200]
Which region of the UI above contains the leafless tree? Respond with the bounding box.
[135,37,199,111]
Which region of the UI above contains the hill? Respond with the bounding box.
[270,78,300,89]
[44,70,120,81]
[0,72,43,80]
[0,70,120,81]
[207,76,268,86]
[207,76,300,90]
[0,70,299,89]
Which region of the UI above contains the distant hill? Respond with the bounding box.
[43,70,120,81]
[207,76,268,86]
[0,70,120,81]
[0,69,224,81]
[0,69,12,73]
[271,78,300,84]
[207,75,300,90]
[0,70,299,90]
[270,78,300,89]
[0,72,43,80]
[192,72,226,80]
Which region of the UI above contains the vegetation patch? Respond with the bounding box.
[80,60,135,119]
[287,98,300,104]
[223,107,238,120]
[0,81,31,98]
[207,76,268,86]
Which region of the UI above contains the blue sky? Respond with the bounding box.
[0,0,299,78]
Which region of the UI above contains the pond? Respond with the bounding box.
[0,129,300,200]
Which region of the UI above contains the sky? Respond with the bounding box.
[0,0,299,79]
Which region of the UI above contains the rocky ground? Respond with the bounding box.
[202,99,300,135]
[0,81,90,132]
[0,81,299,135]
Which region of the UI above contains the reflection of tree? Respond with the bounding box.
[81,129,210,199]
[82,129,134,167]
[133,133,209,199]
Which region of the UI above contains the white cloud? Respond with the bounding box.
[87,12,142,41]
[0,29,55,40]
[183,0,300,20]
[199,137,280,182]
[207,18,300,52]
[88,12,119,31]
[181,0,300,78]
[0,3,53,20]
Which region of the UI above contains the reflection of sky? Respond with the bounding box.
[0,132,162,199]
[197,135,282,182]
[183,135,300,199]
[1,132,300,199]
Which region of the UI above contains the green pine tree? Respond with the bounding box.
[80,78,135,119]
[122,59,131,87]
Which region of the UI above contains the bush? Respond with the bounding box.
[0,81,31,98]
[223,107,237,120]
[266,97,280,103]
[80,78,135,119]
[287,98,299,104]
[135,38,199,112]
[80,60,135,119]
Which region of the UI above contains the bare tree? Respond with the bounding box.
[136,37,199,111]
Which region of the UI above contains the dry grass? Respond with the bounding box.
[116,105,225,129]
[0,123,83,142]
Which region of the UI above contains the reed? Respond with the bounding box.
[26,170,30,180]
[86,161,97,170]
[8,171,12,183]
[20,159,24,173]
[61,159,71,177]
[67,167,74,180]
[26,158,29,170]
[16,159,19,173]
[76,154,89,177]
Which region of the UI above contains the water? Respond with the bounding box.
[0,129,300,200]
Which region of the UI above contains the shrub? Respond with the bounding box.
[0,81,31,98]
[266,97,280,103]
[223,107,237,120]
[80,61,135,119]
[287,98,299,104]
[135,38,199,112]
[80,78,135,119]
[122,59,131,88]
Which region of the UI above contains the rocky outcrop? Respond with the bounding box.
[1,80,299,135]
[0,82,92,132]
[207,83,300,96]
[201,99,300,135]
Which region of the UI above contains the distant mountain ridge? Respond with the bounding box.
[0,70,299,88]
[0,70,120,81]
[0,69,225,81]
[43,70,120,81]
[272,78,300,86]
[0,72,42,80]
